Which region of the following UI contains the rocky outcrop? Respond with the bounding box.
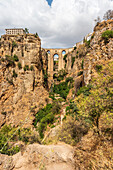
[0,144,75,170]
[83,20,113,85]
[0,34,50,128]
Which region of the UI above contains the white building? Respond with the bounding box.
[5,28,24,35]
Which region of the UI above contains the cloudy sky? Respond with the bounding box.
[0,0,113,48]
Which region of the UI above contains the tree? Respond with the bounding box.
[94,16,101,25]
[76,62,113,134]
[103,10,113,20]
[24,28,29,34]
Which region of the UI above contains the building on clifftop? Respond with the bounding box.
[5,28,24,35]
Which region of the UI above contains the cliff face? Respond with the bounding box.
[84,20,113,85]
[0,34,49,128]
[64,20,113,95]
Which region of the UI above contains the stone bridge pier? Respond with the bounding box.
[44,48,74,81]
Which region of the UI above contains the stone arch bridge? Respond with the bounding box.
[44,47,74,80]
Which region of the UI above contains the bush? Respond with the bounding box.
[18,62,22,69]
[71,57,75,68]
[58,117,89,145]
[81,59,84,69]
[30,65,34,71]
[12,41,17,48]
[77,84,92,96]
[13,70,18,78]
[85,40,90,48]
[0,125,40,155]
[96,65,102,72]
[24,65,29,71]
[1,112,7,116]
[63,54,67,63]
[5,55,15,67]
[33,103,61,138]
[102,30,113,43]
[13,54,19,62]
[74,46,77,50]
[66,77,73,83]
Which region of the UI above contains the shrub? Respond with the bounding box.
[81,59,84,69]
[5,55,15,67]
[35,32,38,38]
[63,54,67,63]
[85,40,90,48]
[102,30,113,43]
[58,117,89,145]
[53,77,74,99]
[18,62,22,69]
[1,112,7,116]
[0,125,40,155]
[96,65,102,72]
[74,46,77,50]
[12,41,17,48]
[13,54,19,62]
[30,65,34,71]
[13,70,18,78]
[77,84,92,96]
[33,103,61,138]
[24,65,29,71]
[66,77,73,83]
[71,57,75,68]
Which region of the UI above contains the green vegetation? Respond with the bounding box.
[24,28,29,34]
[85,39,90,48]
[5,55,15,67]
[18,62,22,69]
[77,62,113,134]
[102,30,113,43]
[33,102,61,138]
[81,59,84,69]
[13,54,19,62]
[35,32,38,38]
[30,65,34,71]
[53,69,67,82]
[77,84,92,96]
[53,77,74,99]
[12,70,18,78]
[95,64,102,72]
[12,41,17,48]
[24,65,29,71]
[1,112,7,116]
[58,117,89,145]
[0,125,39,155]
[5,54,19,67]
[74,46,77,50]
[71,57,75,68]
[63,54,67,68]
[43,70,48,88]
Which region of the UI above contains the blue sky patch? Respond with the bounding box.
[46,0,53,6]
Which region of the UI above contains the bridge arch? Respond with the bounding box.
[53,53,59,71]
[44,47,74,80]
[62,50,66,55]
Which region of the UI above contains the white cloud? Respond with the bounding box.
[0,0,113,48]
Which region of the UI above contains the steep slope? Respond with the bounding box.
[0,34,49,128]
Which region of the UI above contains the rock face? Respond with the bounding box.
[0,34,49,128]
[0,144,75,170]
[83,20,113,85]
[64,20,113,91]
